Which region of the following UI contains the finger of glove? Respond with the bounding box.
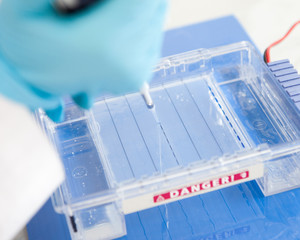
[72,92,94,109]
[102,0,167,94]
[45,103,64,122]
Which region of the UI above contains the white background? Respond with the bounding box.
[166,0,300,70]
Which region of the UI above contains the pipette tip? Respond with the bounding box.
[140,83,154,109]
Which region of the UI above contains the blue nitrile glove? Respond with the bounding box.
[0,0,167,122]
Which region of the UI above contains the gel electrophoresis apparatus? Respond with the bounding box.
[37,42,300,240]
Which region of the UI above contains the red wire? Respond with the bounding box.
[265,20,300,63]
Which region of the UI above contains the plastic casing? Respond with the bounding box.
[37,42,300,240]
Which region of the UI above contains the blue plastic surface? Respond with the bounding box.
[27,199,71,240]
[28,15,300,240]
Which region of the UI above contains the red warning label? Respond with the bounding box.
[153,171,249,203]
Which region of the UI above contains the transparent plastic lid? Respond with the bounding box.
[38,41,300,216]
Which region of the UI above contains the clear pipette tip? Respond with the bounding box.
[140,83,154,109]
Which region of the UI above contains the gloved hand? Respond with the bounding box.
[0,0,167,121]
